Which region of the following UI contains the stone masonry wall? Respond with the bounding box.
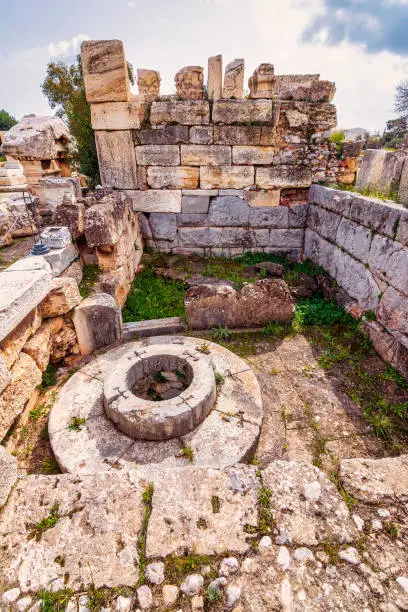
[81,40,361,259]
[306,184,408,378]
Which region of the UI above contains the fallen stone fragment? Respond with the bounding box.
[340,455,408,503]
[226,585,242,609]
[209,577,227,591]
[258,535,272,554]
[255,261,283,277]
[219,557,239,577]
[41,277,82,317]
[115,596,132,612]
[2,588,20,604]
[162,585,179,607]
[293,547,314,563]
[277,546,291,570]
[73,293,122,355]
[137,585,153,610]
[145,562,164,585]
[191,595,204,610]
[16,596,32,611]
[339,547,361,566]
[0,446,18,507]
[180,574,204,596]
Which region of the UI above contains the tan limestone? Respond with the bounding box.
[208,55,223,101]
[212,100,273,124]
[180,145,231,166]
[150,101,210,126]
[200,166,254,189]
[41,277,82,318]
[81,40,131,103]
[136,145,180,166]
[95,131,138,189]
[23,317,63,371]
[232,146,275,165]
[175,66,204,100]
[244,190,281,207]
[91,100,147,130]
[0,308,42,370]
[50,317,80,364]
[248,63,276,99]
[147,167,199,189]
[223,59,245,99]
[256,165,312,189]
[214,125,261,145]
[128,190,182,213]
[137,69,161,101]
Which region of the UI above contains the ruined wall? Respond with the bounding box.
[306,184,408,378]
[81,40,359,259]
[356,148,408,205]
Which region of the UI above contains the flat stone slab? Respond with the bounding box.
[0,445,17,507]
[122,317,186,340]
[0,472,146,593]
[340,454,408,503]
[145,465,259,557]
[49,336,263,473]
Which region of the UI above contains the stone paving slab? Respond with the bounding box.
[0,472,146,593]
[145,465,259,557]
[340,454,408,503]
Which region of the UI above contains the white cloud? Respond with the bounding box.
[128,1,136,6]
[48,33,90,58]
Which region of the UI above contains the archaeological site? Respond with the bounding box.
[0,38,407,612]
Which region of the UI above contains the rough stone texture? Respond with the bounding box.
[244,190,281,207]
[222,59,245,99]
[129,190,181,213]
[356,149,404,195]
[41,277,82,317]
[263,461,356,545]
[1,114,70,160]
[208,196,249,226]
[181,145,231,166]
[213,125,261,146]
[0,445,17,506]
[256,165,311,188]
[181,194,210,214]
[41,226,72,249]
[91,100,146,130]
[73,293,122,355]
[137,69,161,101]
[232,146,275,165]
[95,131,138,189]
[212,99,273,124]
[200,166,254,189]
[208,54,223,101]
[185,278,295,329]
[150,101,210,126]
[0,307,42,370]
[149,213,177,240]
[248,63,276,99]
[147,166,199,189]
[81,40,130,103]
[23,316,63,371]
[335,217,372,264]
[136,145,180,166]
[175,65,204,100]
[139,126,189,145]
[377,285,408,338]
[0,352,42,441]
[189,126,213,145]
[0,472,145,592]
[145,466,259,557]
[54,199,85,240]
[369,233,408,296]
[340,455,408,503]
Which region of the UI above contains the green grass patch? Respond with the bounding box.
[294,297,356,328]
[37,364,58,391]
[38,588,73,611]
[30,504,60,541]
[166,553,215,582]
[68,416,87,432]
[137,484,154,585]
[79,264,101,299]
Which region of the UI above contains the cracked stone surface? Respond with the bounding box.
[340,454,408,503]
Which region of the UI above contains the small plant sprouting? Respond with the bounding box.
[154,370,167,384]
[212,324,232,341]
[177,446,194,462]
[197,341,211,354]
[211,495,221,513]
[212,365,225,385]
[37,364,58,390]
[30,504,60,541]
[322,537,341,564]
[206,585,223,602]
[68,416,87,432]
[174,368,185,380]
[258,487,274,535]
[37,588,73,612]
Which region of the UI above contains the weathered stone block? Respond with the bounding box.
[41,277,82,318]
[368,200,403,239]
[200,166,254,189]
[213,125,261,146]
[182,195,210,214]
[91,100,146,130]
[232,146,275,165]
[248,63,276,99]
[147,167,199,189]
[275,74,319,99]
[397,157,408,205]
[23,317,63,371]
[288,203,309,228]
[81,40,130,103]
[149,214,177,240]
[73,293,122,355]
[396,209,408,246]
[175,65,204,100]
[220,228,255,248]
[54,200,85,239]
[308,184,353,216]
[336,217,372,263]
[84,193,128,247]
[137,69,161,101]
[356,149,404,194]
[0,308,42,370]
[189,126,213,145]
[256,165,311,189]
[212,100,273,124]
[176,213,208,227]
[41,226,72,249]
[377,285,408,337]
[150,101,210,125]
[138,125,189,145]
[180,145,231,166]
[129,190,181,213]
[248,206,288,228]
[223,59,245,99]
[95,131,138,189]
[0,446,17,506]
[254,229,270,247]
[208,55,223,101]
[136,145,180,166]
[37,177,80,212]
[307,204,342,241]
[178,227,222,247]
[280,101,337,133]
[369,234,408,296]
[269,229,303,248]
[208,196,249,226]
[260,125,278,146]
[244,190,281,207]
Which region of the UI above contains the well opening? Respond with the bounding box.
[129,355,193,402]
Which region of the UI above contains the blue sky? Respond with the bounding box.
[1,0,408,132]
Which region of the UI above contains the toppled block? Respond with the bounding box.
[73,293,122,355]
[137,69,161,101]
[1,114,70,160]
[41,277,82,318]
[212,99,273,124]
[248,63,276,99]
[150,100,210,126]
[41,226,72,249]
[42,243,79,276]
[175,66,204,100]
[185,277,295,329]
[81,39,131,103]
[223,58,245,99]
[0,446,17,506]
[208,55,223,101]
[91,100,147,130]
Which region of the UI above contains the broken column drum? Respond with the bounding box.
[103,343,216,440]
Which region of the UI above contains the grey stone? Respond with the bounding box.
[369,234,408,295]
[181,195,210,214]
[212,99,272,124]
[339,547,361,565]
[176,213,208,227]
[95,131,138,190]
[377,285,408,336]
[336,217,372,263]
[129,190,182,213]
[288,203,309,228]
[138,126,189,145]
[220,228,255,248]
[277,546,291,570]
[396,209,408,246]
[219,190,245,197]
[249,206,288,228]
[269,229,303,248]
[42,243,79,276]
[219,557,239,577]
[150,100,210,125]
[398,157,408,205]
[137,585,152,610]
[73,293,122,355]
[16,596,32,611]
[208,196,249,226]
[307,204,342,240]
[293,547,314,563]
[2,588,20,604]
[41,226,72,249]
[145,562,164,585]
[115,595,132,611]
[356,149,404,194]
[149,213,177,240]
[340,454,408,503]
[254,229,270,247]
[180,574,204,596]
[189,126,213,144]
[258,535,272,553]
[0,446,18,507]
[226,585,241,609]
[369,200,403,239]
[255,262,283,276]
[209,577,227,591]
[308,184,352,216]
[178,227,222,247]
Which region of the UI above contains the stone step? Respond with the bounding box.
[122,317,186,339]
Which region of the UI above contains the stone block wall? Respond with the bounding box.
[306,184,408,378]
[356,148,408,205]
[81,40,362,257]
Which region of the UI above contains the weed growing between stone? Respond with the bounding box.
[37,364,58,390]
[68,416,87,432]
[177,446,194,461]
[165,553,215,583]
[78,264,101,299]
[37,588,73,611]
[30,504,60,541]
[137,484,154,585]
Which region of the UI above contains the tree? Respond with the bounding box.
[395,81,408,119]
[0,109,17,131]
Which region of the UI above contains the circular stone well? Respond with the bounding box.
[104,344,216,441]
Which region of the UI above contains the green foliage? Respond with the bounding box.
[79,264,101,298]
[38,588,73,611]
[178,446,194,461]
[206,585,223,602]
[166,553,214,582]
[329,131,345,158]
[41,457,60,475]
[258,487,274,535]
[38,364,58,391]
[380,366,408,390]
[294,298,355,328]
[212,365,225,385]
[123,266,185,322]
[68,416,86,431]
[30,504,59,540]
[29,403,48,422]
[323,537,341,564]
[0,109,17,130]
[137,484,154,584]
[212,325,231,341]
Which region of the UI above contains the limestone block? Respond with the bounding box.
[175,66,204,100]
[280,101,337,133]
[73,293,122,355]
[369,234,408,296]
[0,352,42,441]
[176,213,208,227]
[1,114,70,160]
[396,209,408,246]
[95,220,142,272]
[50,317,80,364]
[244,190,280,207]
[97,266,134,308]
[397,157,408,205]
[42,243,79,276]
[23,317,63,371]
[178,227,223,247]
[309,80,336,102]
[137,69,161,101]
[248,63,276,99]
[41,277,82,318]
[136,145,180,166]
[129,190,181,213]
[139,126,189,145]
[200,166,254,189]
[0,308,42,369]
[41,226,72,249]
[232,146,275,165]
[182,195,211,214]
[0,257,52,343]
[81,40,130,103]
[37,177,80,212]
[275,74,319,99]
[212,100,273,124]
[208,55,223,101]
[189,126,213,145]
[307,204,342,240]
[95,131,138,189]
[268,229,304,248]
[248,206,288,228]
[336,217,372,263]
[340,455,408,503]
[208,196,249,226]
[149,214,177,240]
[223,59,245,99]
[356,149,404,194]
[256,165,311,189]
[213,125,261,145]
[150,101,210,125]
[288,203,309,228]
[219,228,255,248]
[147,167,199,189]
[54,200,85,239]
[377,285,408,337]
[84,193,128,247]
[91,100,147,130]
[366,199,404,240]
[364,321,398,365]
[0,446,17,506]
[180,145,231,166]
[308,184,353,216]
[0,354,10,395]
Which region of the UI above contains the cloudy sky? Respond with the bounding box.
[1,0,408,132]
